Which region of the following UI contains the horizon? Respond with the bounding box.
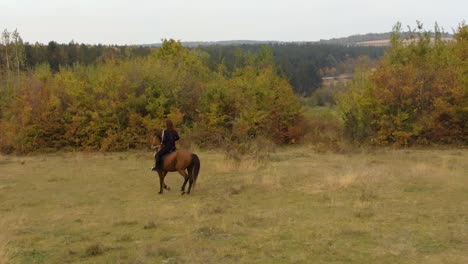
[1,0,466,45]
[1,29,458,46]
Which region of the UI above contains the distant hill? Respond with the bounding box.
[142,32,454,47]
[141,40,279,47]
[354,37,454,46]
[317,32,454,46]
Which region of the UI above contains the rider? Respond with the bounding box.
[152,119,180,171]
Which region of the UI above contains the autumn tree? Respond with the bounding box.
[338,22,468,145]
[0,38,304,153]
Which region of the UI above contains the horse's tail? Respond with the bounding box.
[190,154,201,189]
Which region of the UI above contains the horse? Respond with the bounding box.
[151,132,200,195]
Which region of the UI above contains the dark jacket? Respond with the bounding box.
[161,129,179,150]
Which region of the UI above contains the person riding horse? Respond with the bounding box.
[152,119,180,171]
[150,120,200,195]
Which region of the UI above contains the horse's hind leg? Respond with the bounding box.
[187,176,194,194]
[181,177,189,195]
[178,170,189,195]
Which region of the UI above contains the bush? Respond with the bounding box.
[338,22,468,146]
[300,106,348,152]
[0,40,304,153]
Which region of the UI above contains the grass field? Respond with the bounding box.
[0,147,467,263]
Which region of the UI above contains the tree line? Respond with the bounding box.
[1,31,386,97]
[1,22,464,154]
[200,43,385,95]
[0,35,151,73]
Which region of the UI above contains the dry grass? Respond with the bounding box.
[0,218,11,264]
[0,147,467,263]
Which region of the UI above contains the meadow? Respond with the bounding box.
[0,146,467,263]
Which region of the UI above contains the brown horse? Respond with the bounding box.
[152,133,200,195]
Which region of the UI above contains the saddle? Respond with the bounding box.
[161,149,175,159]
[152,148,176,171]
[153,148,176,160]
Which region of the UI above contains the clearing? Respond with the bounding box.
[0,147,467,263]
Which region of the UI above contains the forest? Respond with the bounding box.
[0,35,386,95]
[0,23,466,154]
[200,43,385,95]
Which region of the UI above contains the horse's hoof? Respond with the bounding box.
[166,187,171,191]
[158,192,163,195]
[181,192,185,195]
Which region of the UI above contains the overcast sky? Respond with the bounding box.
[1,0,466,45]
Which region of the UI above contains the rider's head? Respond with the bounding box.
[166,119,174,131]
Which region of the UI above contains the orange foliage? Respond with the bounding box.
[339,23,467,146]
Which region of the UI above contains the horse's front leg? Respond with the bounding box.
[158,171,167,194]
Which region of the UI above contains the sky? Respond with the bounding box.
[1,0,466,45]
